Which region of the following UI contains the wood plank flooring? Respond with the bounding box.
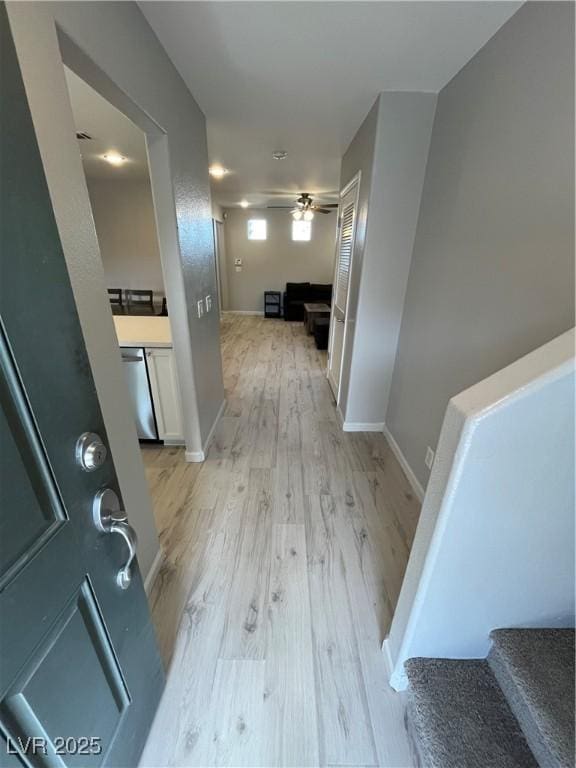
[140,315,420,768]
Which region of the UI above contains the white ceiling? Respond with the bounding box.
[140,1,521,208]
[64,66,150,181]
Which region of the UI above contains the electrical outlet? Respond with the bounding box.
[197,299,204,318]
[205,295,212,312]
[425,446,435,471]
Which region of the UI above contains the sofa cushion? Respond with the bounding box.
[310,283,333,301]
[286,282,310,297]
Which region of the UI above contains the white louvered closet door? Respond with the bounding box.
[334,199,355,313]
[328,178,359,401]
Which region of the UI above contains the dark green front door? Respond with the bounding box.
[0,8,164,766]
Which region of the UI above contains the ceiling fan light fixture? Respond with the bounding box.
[102,151,127,166]
[292,209,303,220]
[303,210,314,222]
[209,164,228,178]
[272,150,288,161]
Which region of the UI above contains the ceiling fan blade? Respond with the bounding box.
[267,205,295,209]
[318,203,339,207]
[312,207,334,214]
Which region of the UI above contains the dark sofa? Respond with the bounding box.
[283,282,332,321]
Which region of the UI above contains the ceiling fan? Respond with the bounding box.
[268,193,338,220]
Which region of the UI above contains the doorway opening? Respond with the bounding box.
[62,66,190,604]
[327,172,360,405]
[64,67,184,447]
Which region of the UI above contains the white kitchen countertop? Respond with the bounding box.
[113,316,172,348]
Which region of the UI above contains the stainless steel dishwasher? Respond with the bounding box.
[120,347,159,440]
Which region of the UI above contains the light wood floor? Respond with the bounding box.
[140,315,420,768]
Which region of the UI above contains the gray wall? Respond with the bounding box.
[386,1,575,489]
[343,92,436,426]
[7,0,225,579]
[87,178,165,301]
[223,208,336,312]
[337,100,379,413]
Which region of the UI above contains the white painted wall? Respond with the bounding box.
[342,92,436,428]
[387,329,575,690]
[7,1,225,580]
[223,208,336,312]
[386,2,575,489]
[87,178,165,302]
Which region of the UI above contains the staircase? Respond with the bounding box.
[405,629,575,768]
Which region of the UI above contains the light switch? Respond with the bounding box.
[197,299,204,318]
[205,295,212,312]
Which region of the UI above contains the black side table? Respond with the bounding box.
[264,291,282,318]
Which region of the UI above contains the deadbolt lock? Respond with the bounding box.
[76,432,107,472]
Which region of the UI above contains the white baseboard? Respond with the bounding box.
[382,635,394,677]
[185,449,205,462]
[221,310,264,316]
[144,548,164,595]
[185,399,226,463]
[382,423,425,502]
[342,421,385,432]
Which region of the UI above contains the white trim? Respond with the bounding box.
[185,449,205,463]
[185,398,226,463]
[327,170,362,405]
[342,421,385,432]
[144,548,164,595]
[221,310,264,316]
[383,423,425,502]
[382,636,396,679]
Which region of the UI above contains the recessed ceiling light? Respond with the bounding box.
[102,151,127,166]
[209,165,228,178]
[272,150,288,161]
[239,200,249,208]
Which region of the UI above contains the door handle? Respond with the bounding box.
[121,354,144,362]
[336,318,345,323]
[92,488,138,590]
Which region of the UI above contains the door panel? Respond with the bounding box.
[0,373,65,585]
[0,8,164,766]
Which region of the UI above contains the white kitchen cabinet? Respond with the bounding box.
[145,348,184,444]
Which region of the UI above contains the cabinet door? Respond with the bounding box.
[146,349,184,443]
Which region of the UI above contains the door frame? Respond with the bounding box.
[4,6,204,581]
[327,171,361,405]
[56,28,204,460]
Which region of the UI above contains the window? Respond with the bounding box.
[292,220,312,241]
[247,219,267,240]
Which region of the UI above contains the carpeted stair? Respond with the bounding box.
[488,629,575,768]
[405,628,575,768]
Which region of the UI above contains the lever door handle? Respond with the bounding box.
[109,517,137,589]
[92,488,138,590]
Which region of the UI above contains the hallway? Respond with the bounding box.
[141,315,420,767]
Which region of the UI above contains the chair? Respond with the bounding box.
[126,289,155,315]
[108,288,125,314]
